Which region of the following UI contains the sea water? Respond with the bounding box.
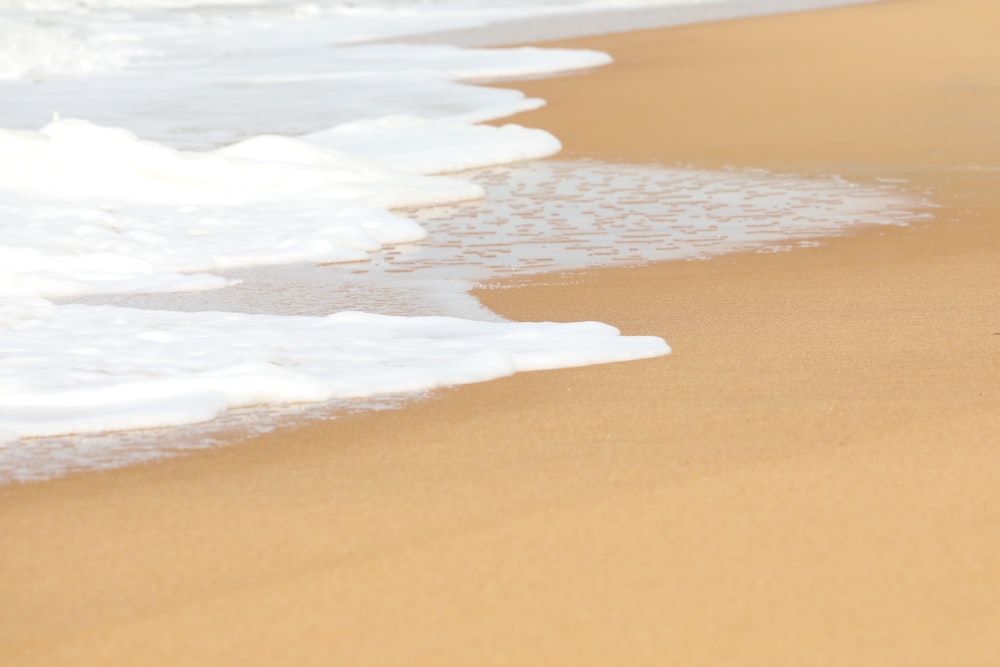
[0,0,922,482]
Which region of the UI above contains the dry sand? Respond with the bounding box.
[2,0,998,664]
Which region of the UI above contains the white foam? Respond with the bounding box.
[303,116,562,175]
[0,299,668,443]
[0,0,902,480]
[0,13,142,80]
[0,41,602,149]
[0,118,489,297]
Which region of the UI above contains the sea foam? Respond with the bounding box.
[0,119,465,297]
[0,300,668,443]
[0,0,915,481]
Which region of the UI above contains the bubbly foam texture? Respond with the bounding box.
[304,116,563,175]
[0,119,468,297]
[396,160,933,276]
[82,160,931,322]
[0,301,667,442]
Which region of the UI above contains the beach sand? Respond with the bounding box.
[2,0,998,664]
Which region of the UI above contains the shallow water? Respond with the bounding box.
[76,158,933,320]
[2,157,931,484]
[0,167,930,483]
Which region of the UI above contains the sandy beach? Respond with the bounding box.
[2,0,999,664]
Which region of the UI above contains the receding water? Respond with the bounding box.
[70,158,932,319]
[8,157,933,484]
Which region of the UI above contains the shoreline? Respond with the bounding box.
[3,0,999,664]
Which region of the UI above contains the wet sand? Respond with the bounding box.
[2,0,999,664]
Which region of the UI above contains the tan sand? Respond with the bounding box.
[2,0,998,664]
